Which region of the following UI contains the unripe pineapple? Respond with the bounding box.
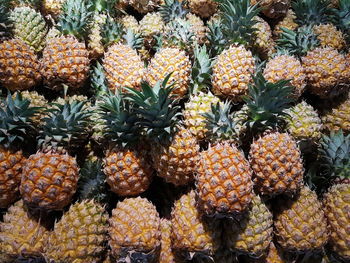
[313,24,345,50]
[322,95,350,133]
[147,47,191,98]
[212,45,255,102]
[224,194,273,257]
[140,12,165,38]
[273,9,298,37]
[285,101,322,142]
[10,6,48,52]
[45,200,109,263]
[197,142,254,216]
[120,15,139,34]
[53,94,90,106]
[251,0,291,18]
[171,190,221,259]
[0,39,41,91]
[42,0,66,18]
[323,184,350,261]
[249,132,304,196]
[253,16,275,58]
[302,47,350,98]
[274,186,329,252]
[263,54,306,98]
[103,44,145,92]
[109,197,161,262]
[0,200,49,259]
[88,13,107,59]
[160,219,179,263]
[187,0,218,18]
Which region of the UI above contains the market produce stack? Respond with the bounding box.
[0,0,350,262]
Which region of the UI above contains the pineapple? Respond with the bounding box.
[171,190,221,260]
[123,0,160,14]
[42,0,66,18]
[159,219,179,263]
[313,23,345,50]
[140,12,165,39]
[187,0,218,18]
[322,94,350,133]
[186,13,207,44]
[20,101,91,211]
[41,0,91,90]
[126,78,199,186]
[245,242,288,263]
[211,0,258,102]
[9,6,48,52]
[323,184,350,261]
[120,15,139,34]
[273,9,298,37]
[0,38,41,91]
[0,200,49,260]
[100,92,153,197]
[274,186,329,252]
[284,101,323,144]
[251,0,290,18]
[45,200,109,262]
[147,47,191,98]
[263,54,306,99]
[88,12,107,59]
[0,94,37,208]
[253,16,275,59]
[224,194,273,257]
[108,197,161,262]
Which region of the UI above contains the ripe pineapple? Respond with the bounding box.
[313,23,345,50]
[211,0,259,102]
[263,54,306,98]
[285,101,323,143]
[41,0,91,90]
[273,9,298,37]
[100,92,153,197]
[0,38,41,91]
[88,12,107,59]
[20,101,91,211]
[0,200,49,260]
[253,16,275,59]
[274,186,329,252]
[123,0,160,14]
[45,200,109,263]
[120,15,139,34]
[140,12,165,39]
[126,78,199,186]
[160,219,179,263]
[251,0,290,18]
[187,0,218,18]
[224,194,273,257]
[245,242,287,263]
[0,94,37,208]
[171,190,221,260]
[322,94,350,133]
[323,184,350,261]
[109,197,161,262]
[147,47,191,98]
[186,13,207,44]
[42,0,66,18]
[9,6,48,52]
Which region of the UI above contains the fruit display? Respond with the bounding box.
[1,0,350,262]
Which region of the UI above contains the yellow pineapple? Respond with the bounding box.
[313,23,345,50]
[140,12,165,38]
[159,219,179,263]
[120,15,140,34]
[253,16,275,58]
[186,13,207,44]
[42,0,66,18]
[251,0,291,18]
[88,13,107,59]
[322,94,350,133]
[273,9,298,37]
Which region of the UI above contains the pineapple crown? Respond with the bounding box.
[57,0,92,40]
[101,14,124,47]
[0,0,12,40]
[203,101,239,143]
[0,93,38,149]
[90,61,109,98]
[159,0,189,23]
[206,20,227,58]
[123,29,143,50]
[125,74,181,144]
[332,0,350,43]
[292,0,332,27]
[91,0,116,13]
[216,0,260,48]
[99,90,141,147]
[78,157,109,203]
[319,130,350,180]
[38,101,91,151]
[276,26,320,57]
[191,44,213,94]
[243,72,294,134]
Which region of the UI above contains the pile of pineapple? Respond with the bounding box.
[1,0,350,262]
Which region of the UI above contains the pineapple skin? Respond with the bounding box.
[323,184,350,261]
[140,12,165,38]
[0,148,25,208]
[151,128,199,186]
[120,15,140,34]
[0,200,49,258]
[41,36,90,89]
[42,0,65,18]
[45,200,109,263]
[104,148,153,196]
[187,0,218,18]
[322,95,350,133]
[186,13,207,44]
[253,16,275,59]
[160,219,180,263]
[273,9,298,37]
[212,45,255,102]
[147,48,191,98]
[302,47,350,98]
[263,54,306,98]
[249,132,304,196]
[10,7,48,52]
[0,39,41,91]
[20,151,79,211]
[103,44,145,92]
[88,13,107,59]
[274,187,329,252]
[313,24,345,51]
[196,142,254,216]
[109,197,161,261]
[224,194,273,257]
[251,0,290,18]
